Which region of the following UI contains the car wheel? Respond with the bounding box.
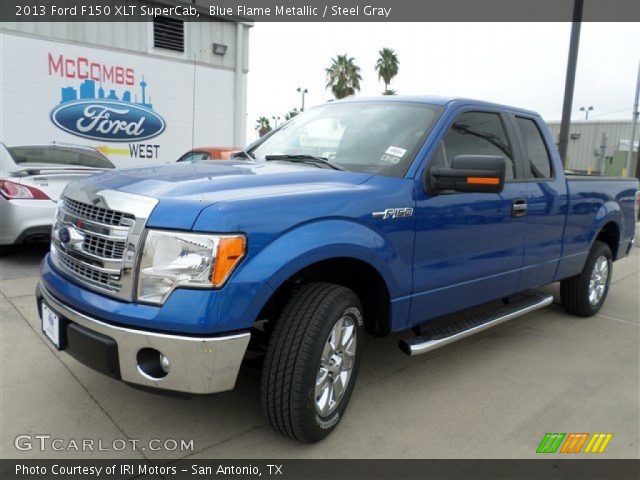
[0,245,9,257]
[260,282,363,443]
[560,240,612,317]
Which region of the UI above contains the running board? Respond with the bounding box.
[399,293,554,356]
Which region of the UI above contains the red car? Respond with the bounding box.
[176,147,239,162]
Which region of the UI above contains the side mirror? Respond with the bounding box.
[428,155,506,194]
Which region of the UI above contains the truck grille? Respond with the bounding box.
[83,233,126,259]
[56,249,122,291]
[51,196,139,298]
[64,198,134,227]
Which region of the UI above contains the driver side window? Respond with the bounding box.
[432,112,516,180]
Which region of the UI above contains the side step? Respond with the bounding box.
[399,293,553,356]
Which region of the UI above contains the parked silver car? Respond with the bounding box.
[0,143,115,255]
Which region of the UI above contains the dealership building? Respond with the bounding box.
[0,8,251,166]
[546,120,639,176]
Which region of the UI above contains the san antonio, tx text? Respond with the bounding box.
[16,463,284,477]
[210,4,392,18]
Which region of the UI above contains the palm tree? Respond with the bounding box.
[255,116,272,137]
[325,54,362,100]
[284,108,299,120]
[375,48,399,95]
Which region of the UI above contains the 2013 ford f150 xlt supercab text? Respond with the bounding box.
[36,97,639,442]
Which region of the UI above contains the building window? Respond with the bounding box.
[153,16,184,52]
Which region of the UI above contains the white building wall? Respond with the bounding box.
[0,18,250,166]
[0,19,245,72]
[545,120,638,172]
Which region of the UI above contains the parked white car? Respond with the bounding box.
[0,143,115,255]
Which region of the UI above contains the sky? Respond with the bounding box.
[246,22,639,141]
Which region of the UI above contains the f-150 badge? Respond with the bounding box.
[372,207,414,219]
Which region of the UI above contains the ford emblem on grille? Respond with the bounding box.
[58,227,71,244]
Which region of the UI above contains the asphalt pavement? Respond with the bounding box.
[1,243,638,460]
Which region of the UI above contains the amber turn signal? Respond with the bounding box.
[466,177,500,185]
[212,236,246,287]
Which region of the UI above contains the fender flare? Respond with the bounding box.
[588,201,623,255]
[231,219,405,300]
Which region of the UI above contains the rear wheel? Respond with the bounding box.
[560,240,612,317]
[260,282,363,443]
[0,245,9,257]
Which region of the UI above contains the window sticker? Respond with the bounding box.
[385,146,406,157]
[380,145,407,164]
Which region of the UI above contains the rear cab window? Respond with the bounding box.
[8,146,115,169]
[514,117,553,179]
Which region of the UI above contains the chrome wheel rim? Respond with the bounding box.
[315,310,358,417]
[589,255,609,305]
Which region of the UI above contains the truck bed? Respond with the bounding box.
[564,172,639,182]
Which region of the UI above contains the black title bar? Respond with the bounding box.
[1,0,640,22]
[2,459,640,480]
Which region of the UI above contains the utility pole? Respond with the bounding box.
[626,60,639,177]
[297,87,308,112]
[636,145,640,184]
[557,0,584,167]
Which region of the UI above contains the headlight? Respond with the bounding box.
[137,230,246,305]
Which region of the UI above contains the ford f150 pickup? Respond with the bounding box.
[36,97,639,443]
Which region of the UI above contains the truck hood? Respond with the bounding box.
[68,160,374,229]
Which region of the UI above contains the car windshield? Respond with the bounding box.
[8,146,115,169]
[249,101,443,177]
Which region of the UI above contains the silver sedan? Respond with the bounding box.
[0,143,115,255]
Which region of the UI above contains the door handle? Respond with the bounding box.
[512,199,528,218]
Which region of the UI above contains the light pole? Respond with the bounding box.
[579,105,594,119]
[297,87,308,112]
[271,115,281,128]
[558,0,584,167]
[626,60,639,177]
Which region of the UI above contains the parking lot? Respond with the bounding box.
[1,243,638,460]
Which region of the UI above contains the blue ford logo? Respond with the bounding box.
[58,227,71,244]
[50,100,166,142]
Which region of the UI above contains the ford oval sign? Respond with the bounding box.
[50,100,166,142]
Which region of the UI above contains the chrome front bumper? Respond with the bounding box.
[37,283,250,395]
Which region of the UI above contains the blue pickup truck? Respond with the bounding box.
[37,96,638,442]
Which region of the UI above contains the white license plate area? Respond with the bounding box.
[41,302,61,349]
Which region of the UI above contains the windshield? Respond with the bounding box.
[249,101,443,177]
[8,146,115,169]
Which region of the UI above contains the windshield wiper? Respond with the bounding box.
[231,149,255,159]
[264,154,345,171]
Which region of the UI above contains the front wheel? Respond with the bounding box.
[260,282,363,443]
[560,240,613,317]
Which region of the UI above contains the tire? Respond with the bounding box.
[0,245,9,257]
[560,240,613,317]
[260,282,363,443]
